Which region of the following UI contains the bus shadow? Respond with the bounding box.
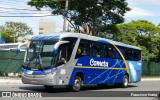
[19,84,138,93]
[19,85,72,93]
[81,84,137,91]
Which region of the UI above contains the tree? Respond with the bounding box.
[0,26,5,32]
[4,22,33,42]
[28,0,130,35]
[0,26,5,39]
[1,30,15,43]
[95,24,119,39]
[116,20,160,62]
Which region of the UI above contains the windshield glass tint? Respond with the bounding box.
[24,40,58,70]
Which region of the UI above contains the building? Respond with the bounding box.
[39,22,56,34]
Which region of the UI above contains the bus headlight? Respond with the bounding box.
[46,72,52,76]
[46,71,56,76]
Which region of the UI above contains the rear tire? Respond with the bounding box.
[122,75,129,88]
[70,76,82,92]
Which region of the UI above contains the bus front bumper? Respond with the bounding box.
[21,72,56,86]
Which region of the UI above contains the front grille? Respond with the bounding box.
[24,74,46,78]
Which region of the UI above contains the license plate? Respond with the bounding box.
[31,79,37,83]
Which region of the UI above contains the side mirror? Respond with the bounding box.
[53,41,69,54]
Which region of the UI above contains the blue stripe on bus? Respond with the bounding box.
[75,56,125,68]
[97,39,131,82]
[97,39,141,50]
[69,56,141,85]
[69,68,127,85]
[100,60,125,83]
[31,36,60,40]
[69,57,126,85]
[97,40,109,44]
[87,59,123,84]
[22,68,57,75]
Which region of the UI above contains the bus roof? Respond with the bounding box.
[30,32,141,50]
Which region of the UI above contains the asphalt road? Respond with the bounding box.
[0,81,160,100]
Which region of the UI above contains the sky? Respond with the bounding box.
[0,0,160,35]
[125,0,160,25]
[0,0,64,35]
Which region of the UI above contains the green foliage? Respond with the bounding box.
[5,21,33,36]
[28,0,130,34]
[1,22,33,43]
[1,30,15,43]
[96,24,119,38]
[116,20,160,62]
[0,26,5,32]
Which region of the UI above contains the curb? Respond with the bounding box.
[141,78,160,81]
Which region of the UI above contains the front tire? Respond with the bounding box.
[70,76,82,92]
[122,75,129,88]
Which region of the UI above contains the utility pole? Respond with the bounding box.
[63,0,69,32]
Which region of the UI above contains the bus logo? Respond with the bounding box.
[90,58,109,67]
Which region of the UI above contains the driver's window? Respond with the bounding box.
[57,44,68,65]
[57,38,77,66]
[59,45,68,61]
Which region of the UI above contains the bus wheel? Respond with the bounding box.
[71,76,82,92]
[122,75,128,88]
[44,85,53,90]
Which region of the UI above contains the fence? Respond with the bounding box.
[0,51,160,76]
[142,61,160,76]
[0,51,24,76]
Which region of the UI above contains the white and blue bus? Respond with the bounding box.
[21,32,142,91]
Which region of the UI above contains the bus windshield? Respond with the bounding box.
[22,40,58,70]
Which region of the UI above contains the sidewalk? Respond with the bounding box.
[0,77,160,84]
[141,78,160,81]
[0,77,22,84]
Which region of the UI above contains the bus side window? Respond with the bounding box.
[99,43,104,57]
[75,39,90,59]
[124,49,128,60]
[62,37,78,60]
[119,47,125,59]
[107,46,115,59]
[57,44,68,64]
[124,48,134,60]
[114,49,120,59]
[76,48,82,57]
[113,46,123,59]
[137,50,141,61]
[119,47,125,55]
[98,43,105,58]
[90,41,100,57]
[125,49,129,60]
[133,50,141,61]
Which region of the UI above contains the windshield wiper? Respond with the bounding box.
[37,53,43,71]
[26,53,36,69]
[25,53,44,71]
